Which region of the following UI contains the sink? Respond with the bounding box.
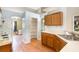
[58,34,79,41]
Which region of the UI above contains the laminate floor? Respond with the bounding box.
[12,35,55,52]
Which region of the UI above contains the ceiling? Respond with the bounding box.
[27,7,41,10]
[1,7,49,14]
[0,7,65,16]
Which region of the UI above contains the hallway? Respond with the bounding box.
[12,35,55,52]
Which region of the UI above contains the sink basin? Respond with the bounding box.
[58,34,79,41]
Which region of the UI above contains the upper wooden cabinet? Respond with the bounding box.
[44,14,52,25]
[44,12,63,26]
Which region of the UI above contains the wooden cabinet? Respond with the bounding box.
[44,15,52,25]
[56,36,66,50]
[53,37,60,51]
[41,32,54,48]
[44,12,63,26]
[0,43,12,52]
[53,35,66,52]
[46,34,53,48]
[41,32,47,45]
[41,32,66,52]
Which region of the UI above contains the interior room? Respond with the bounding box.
[0,7,79,52]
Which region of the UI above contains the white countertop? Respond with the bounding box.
[0,36,11,46]
[42,31,79,52]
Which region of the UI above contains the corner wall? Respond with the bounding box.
[44,7,79,34]
[23,11,41,44]
[65,7,79,32]
[44,7,67,34]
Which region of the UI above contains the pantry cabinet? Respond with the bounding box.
[44,12,63,26]
[41,32,66,52]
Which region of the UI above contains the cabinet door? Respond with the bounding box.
[50,36,53,48]
[53,35,61,52]
[53,39,60,52]
[51,14,56,25]
[53,35,66,52]
[59,12,63,25]
[52,13,62,26]
[44,15,52,26]
[57,37,66,50]
[51,12,63,26]
[47,34,53,48]
[56,12,63,25]
[41,33,47,45]
[55,13,60,25]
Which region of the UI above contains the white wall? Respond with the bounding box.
[0,8,24,41]
[44,7,79,34]
[0,18,12,41]
[23,11,41,44]
[0,8,24,33]
[11,17,23,34]
[65,7,79,32]
[44,7,67,34]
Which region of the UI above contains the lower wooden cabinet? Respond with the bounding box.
[41,32,47,45]
[0,43,12,52]
[41,32,66,52]
[46,34,53,48]
[41,32,54,48]
[53,37,60,51]
[57,36,67,50]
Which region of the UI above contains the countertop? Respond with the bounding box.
[42,31,79,52]
[0,36,11,46]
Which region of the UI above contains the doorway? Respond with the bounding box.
[12,17,22,35]
[14,21,18,34]
[30,18,38,40]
